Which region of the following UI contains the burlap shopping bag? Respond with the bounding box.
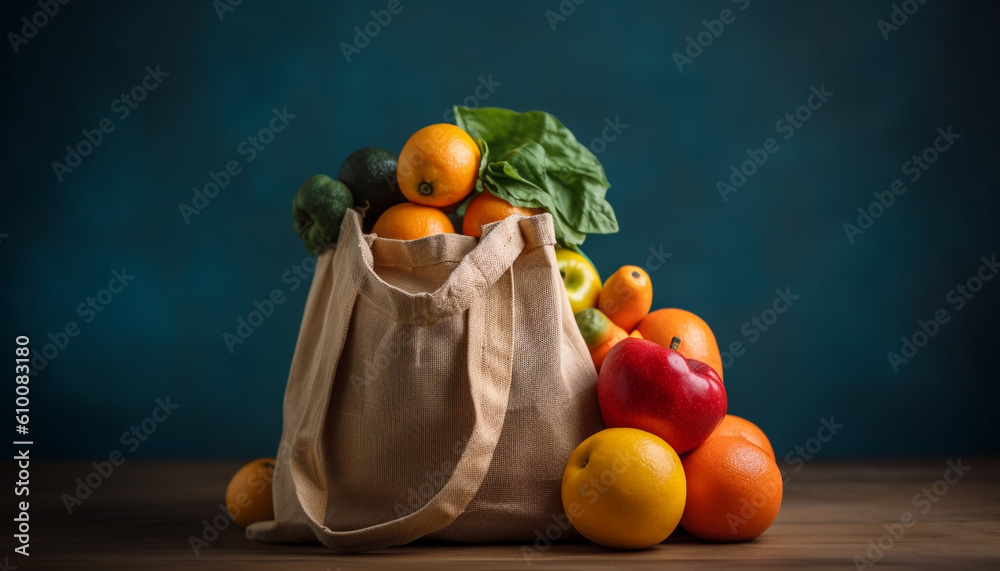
[246,209,602,552]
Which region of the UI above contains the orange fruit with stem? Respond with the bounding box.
[709,415,775,460]
[397,124,480,207]
[462,190,543,237]
[372,202,455,240]
[598,266,653,332]
[680,436,783,542]
[636,308,724,381]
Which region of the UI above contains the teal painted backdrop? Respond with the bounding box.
[1,0,997,465]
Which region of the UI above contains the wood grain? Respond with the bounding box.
[1,458,997,570]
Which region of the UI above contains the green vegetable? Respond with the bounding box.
[292,174,353,255]
[454,106,619,248]
[337,147,405,232]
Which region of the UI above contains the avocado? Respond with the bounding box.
[338,147,406,232]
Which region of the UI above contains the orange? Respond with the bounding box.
[397,124,480,207]
[461,190,543,237]
[630,329,643,339]
[636,308,724,382]
[372,202,455,240]
[598,266,653,332]
[680,436,782,542]
[710,414,775,460]
[562,428,686,549]
[225,458,276,527]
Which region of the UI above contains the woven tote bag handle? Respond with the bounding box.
[351,208,539,325]
[288,211,535,552]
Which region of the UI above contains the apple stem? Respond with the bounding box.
[670,337,681,350]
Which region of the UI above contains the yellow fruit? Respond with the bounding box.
[225,458,275,527]
[562,428,686,550]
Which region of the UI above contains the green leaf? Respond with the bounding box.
[454,106,618,248]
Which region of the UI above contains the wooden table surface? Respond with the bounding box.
[2,458,998,570]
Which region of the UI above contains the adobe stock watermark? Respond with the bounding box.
[189,459,274,555]
[720,287,800,372]
[346,332,408,397]
[61,397,180,514]
[51,65,170,182]
[842,126,959,244]
[886,253,997,373]
[7,0,70,54]
[391,437,469,517]
[548,115,627,187]
[222,254,317,353]
[877,0,931,41]
[717,84,833,202]
[781,416,843,478]
[442,75,502,122]
[726,469,781,534]
[28,267,137,376]
[521,451,633,565]
[853,458,969,569]
[178,106,296,224]
[599,248,672,323]
[641,245,672,273]
[728,415,842,534]
[672,0,751,73]
[586,116,627,155]
[544,0,586,31]
[340,0,412,63]
[212,0,243,22]
[191,431,314,556]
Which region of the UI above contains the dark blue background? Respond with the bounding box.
[2,0,997,463]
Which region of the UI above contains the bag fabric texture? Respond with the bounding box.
[246,209,602,552]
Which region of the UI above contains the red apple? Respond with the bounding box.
[598,337,727,454]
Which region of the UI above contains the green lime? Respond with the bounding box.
[337,147,405,232]
[575,308,614,347]
[292,174,353,255]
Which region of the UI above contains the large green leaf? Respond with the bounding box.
[454,106,618,248]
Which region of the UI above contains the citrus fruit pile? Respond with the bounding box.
[291,122,562,249]
[559,259,783,549]
[290,106,619,255]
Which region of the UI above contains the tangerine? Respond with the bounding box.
[598,266,653,332]
[680,436,782,541]
[372,202,455,240]
[461,190,543,237]
[710,414,775,460]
